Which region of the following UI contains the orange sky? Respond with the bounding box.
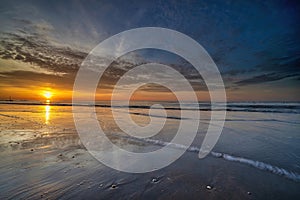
[1,81,299,102]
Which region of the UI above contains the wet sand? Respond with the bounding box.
[0,104,300,199]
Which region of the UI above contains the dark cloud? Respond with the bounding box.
[222,69,249,76]
[0,29,298,96]
[254,52,300,74]
[235,73,298,86]
[0,70,75,89]
[0,31,87,75]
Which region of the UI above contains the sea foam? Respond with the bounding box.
[120,135,300,182]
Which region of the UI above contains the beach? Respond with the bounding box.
[0,102,300,199]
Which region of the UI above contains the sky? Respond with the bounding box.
[0,0,299,101]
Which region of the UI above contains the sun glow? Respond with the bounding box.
[43,91,52,99]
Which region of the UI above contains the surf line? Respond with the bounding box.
[118,135,300,182]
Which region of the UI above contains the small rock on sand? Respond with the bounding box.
[151,178,159,183]
[206,185,213,190]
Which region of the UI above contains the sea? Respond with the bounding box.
[0,101,299,199]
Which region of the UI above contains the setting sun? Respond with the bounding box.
[43,91,52,99]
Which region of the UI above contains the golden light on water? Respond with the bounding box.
[45,105,51,124]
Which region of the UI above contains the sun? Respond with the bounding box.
[43,91,52,99]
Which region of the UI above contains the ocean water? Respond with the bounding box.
[0,101,299,199]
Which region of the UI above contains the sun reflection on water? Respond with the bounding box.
[45,105,51,124]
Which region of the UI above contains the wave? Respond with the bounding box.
[129,112,185,120]
[1,101,300,114]
[119,135,300,182]
[212,152,300,182]
[128,112,300,125]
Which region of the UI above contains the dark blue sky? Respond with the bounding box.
[0,0,299,101]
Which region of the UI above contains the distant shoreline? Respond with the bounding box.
[1,101,300,114]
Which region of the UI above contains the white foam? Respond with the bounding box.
[218,153,300,182]
[120,135,300,182]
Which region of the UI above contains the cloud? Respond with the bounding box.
[0,59,66,76]
[32,20,54,34]
[235,73,298,86]
[0,31,87,75]
[0,0,299,101]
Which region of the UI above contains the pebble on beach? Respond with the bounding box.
[206,185,213,190]
[151,178,159,183]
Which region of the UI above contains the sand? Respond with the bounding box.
[0,103,299,199]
